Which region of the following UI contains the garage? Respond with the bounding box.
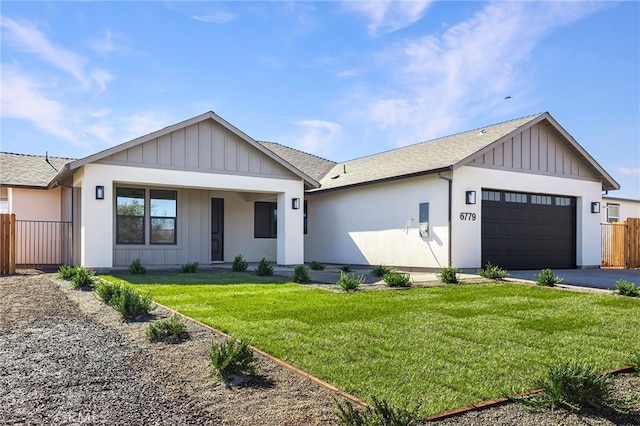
[481,189,576,270]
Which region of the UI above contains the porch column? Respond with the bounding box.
[276,190,304,265]
[78,165,114,268]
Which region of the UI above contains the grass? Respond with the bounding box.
[103,273,640,416]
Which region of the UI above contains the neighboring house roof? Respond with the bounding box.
[259,142,337,182]
[0,152,74,189]
[603,196,640,203]
[52,111,320,189]
[310,112,619,192]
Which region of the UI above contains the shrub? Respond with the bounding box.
[255,258,274,276]
[128,258,146,275]
[337,271,365,292]
[615,279,639,297]
[436,266,460,284]
[232,254,248,272]
[57,264,77,280]
[309,260,325,271]
[109,285,153,320]
[209,337,258,380]
[334,396,421,426]
[477,262,508,280]
[146,314,189,343]
[518,360,615,411]
[384,271,412,288]
[70,266,96,289]
[536,268,563,287]
[340,265,352,273]
[180,261,199,273]
[95,279,122,305]
[293,265,311,284]
[370,264,394,277]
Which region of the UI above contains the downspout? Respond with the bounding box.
[437,169,453,267]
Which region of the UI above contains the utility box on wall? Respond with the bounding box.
[419,202,429,238]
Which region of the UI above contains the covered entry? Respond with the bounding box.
[481,189,576,270]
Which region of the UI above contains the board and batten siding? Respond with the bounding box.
[97,119,297,180]
[471,122,600,180]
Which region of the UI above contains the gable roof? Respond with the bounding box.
[259,142,337,182]
[0,152,74,189]
[52,111,320,189]
[310,112,619,192]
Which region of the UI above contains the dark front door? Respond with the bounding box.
[211,198,224,262]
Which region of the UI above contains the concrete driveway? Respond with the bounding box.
[506,269,640,290]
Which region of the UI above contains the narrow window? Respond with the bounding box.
[150,190,177,244]
[505,192,527,203]
[303,200,308,235]
[607,204,620,223]
[116,188,145,244]
[482,190,501,201]
[555,197,571,206]
[254,202,277,238]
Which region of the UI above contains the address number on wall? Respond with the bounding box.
[460,212,476,221]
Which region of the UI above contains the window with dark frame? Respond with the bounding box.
[303,200,308,234]
[150,190,177,244]
[254,201,277,238]
[116,188,145,244]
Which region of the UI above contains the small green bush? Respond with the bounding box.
[340,265,352,273]
[180,261,199,273]
[255,258,274,276]
[293,265,311,283]
[70,266,96,289]
[370,264,394,277]
[95,280,122,305]
[334,396,421,426]
[57,264,77,280]
[536,268,563,287]
[436,266,460,284]
[517,360,615,411]
[110,285,153,320]
[146,314,189,343]
[232,254,248,272]
[128,258,146,275]
[384,271,412,288]
[209,337,258,380]
[337,271,365,292]
[477,262,508,280]
[309,260,325,271]
[615,279,639,297]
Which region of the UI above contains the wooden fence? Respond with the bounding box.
[1,214,16,275]
[601,218,640,269]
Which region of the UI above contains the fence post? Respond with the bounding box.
[1,214,16,275]
[626,218,640,269]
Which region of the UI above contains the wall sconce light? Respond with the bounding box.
[591,202,600,214]
[465,190,476,205]
[292,198,300,210]
[95,185,105,200]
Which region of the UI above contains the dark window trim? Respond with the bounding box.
[150,189,177,245]
[116,187,146,245]
[303,200,308,235]
[254,201,277,239]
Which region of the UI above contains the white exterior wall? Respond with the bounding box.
[602,197,640,222]
[305,175,450,268]
[452,166,603,269]
[77,163,304,268]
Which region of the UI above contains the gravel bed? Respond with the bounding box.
[1,272,638,425]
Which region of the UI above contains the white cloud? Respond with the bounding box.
[119,111,171,143]
[350,1,605,145]
[337,69,359,78]
[91,68,115,93]
[193,11,236,24]
[91,29,117,54]
[343,0,433,35]
[292,119,343,155]
[618,167,640,176]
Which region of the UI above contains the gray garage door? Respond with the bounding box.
[481,189,576,270]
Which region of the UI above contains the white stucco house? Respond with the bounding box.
[0,111,622,271]
[601,196,640,223]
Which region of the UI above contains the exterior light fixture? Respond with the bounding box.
[292,198,300,210]
[95,185,105,200]
[591,202,600,214]
[465,190,476,205]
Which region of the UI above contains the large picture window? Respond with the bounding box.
[254,202,277,238]
[150,190,177,244]
[116,188,145,244]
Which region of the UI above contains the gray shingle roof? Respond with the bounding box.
[259,142,337,182]
[314,113,545,191]
[0,152,74,188]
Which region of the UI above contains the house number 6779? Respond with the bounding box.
[460,212,476,221]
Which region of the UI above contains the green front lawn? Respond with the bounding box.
[104,273,640,416]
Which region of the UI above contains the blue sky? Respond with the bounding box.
[1,1,638,198]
